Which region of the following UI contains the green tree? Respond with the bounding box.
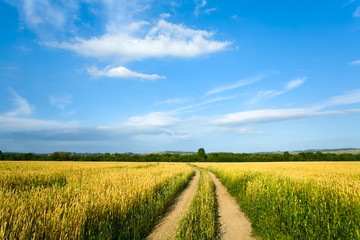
[0,150,2,160]
[103,153,111,161]
[197,148,207,161]
[59,153,71,161]
[48,152,61,161]
[283,151,290,161]
[19,153,36,160]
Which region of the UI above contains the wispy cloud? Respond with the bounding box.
[353,6,360,17]
[0,110,184,150]
[172,95,237,114]
[0,116,78,132]
[349,60,360,65]
[327,89,360,106]
[344,0,355,6]
[194,0,217,16]
[97,112,183,136]
[248,90,282,104]
[156,98,190,105]
[87,66,165,80]
[47,19,231,61]
[5,89,35,117]
[160,13,171,19]
[213,88,360,126]
[0,89,77,132]
[205,74,267,96]
[5,0,79,39]
[0,111,181,138]
[284,78,306,91]
[209,126,263,135]
[317,89,360,109]
[17,0,66,28]
[49,95,72,110]
[101,0,151,34]
[231,15,244,21]
[125,112,181,130]
[203,8,217,15]
[194,0,207,16]
[6,0,153,38]
[248,77,306,104]
[212,108,360,126]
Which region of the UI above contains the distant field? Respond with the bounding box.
[195,162,360,239]
[322,149,360,154]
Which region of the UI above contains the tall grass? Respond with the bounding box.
[196,162,360,239]
[0,161,194,239]
[175,169,218,240]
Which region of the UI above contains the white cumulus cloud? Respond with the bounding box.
[7,1,230,61]
[47,19,231,61]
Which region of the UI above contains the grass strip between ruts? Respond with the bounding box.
[174,169,218,240]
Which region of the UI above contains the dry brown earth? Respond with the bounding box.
[147,169,200,240]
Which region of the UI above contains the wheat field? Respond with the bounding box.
[0,161,194,239]
[2,161,360,239]
[195,162,360,239]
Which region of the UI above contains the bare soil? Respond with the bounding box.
[147,169,200,240]
[209,172,255,240]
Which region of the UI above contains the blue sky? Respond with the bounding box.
[1,0,360,153]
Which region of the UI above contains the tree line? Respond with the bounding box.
[1,149,360,162]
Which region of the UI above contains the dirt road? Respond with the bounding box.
[147,169,200,240]
[209,172,255,240]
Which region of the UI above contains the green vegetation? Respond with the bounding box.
[0,162,194,239]
[175,169,218,240]
[207,151,360,162]
[200,162,360,239]
[2,150,360,162]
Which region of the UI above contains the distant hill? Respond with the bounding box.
[291,148,360,154]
